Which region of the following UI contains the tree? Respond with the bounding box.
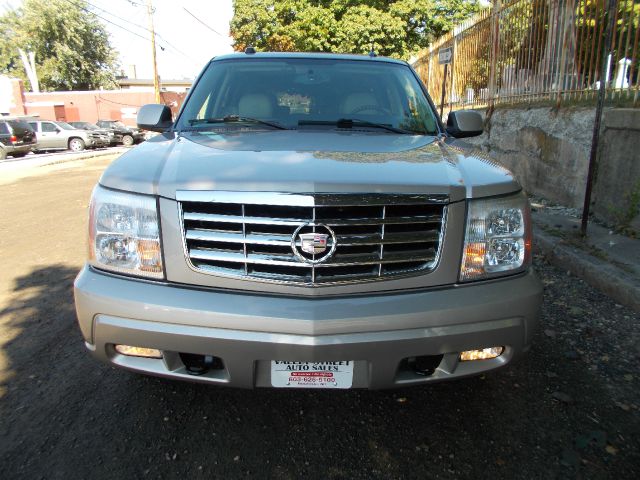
[230,0,483,59]
[0,0,119,91]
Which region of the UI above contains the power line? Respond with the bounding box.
[182,7,224,37]
[60,0,195,62]
[85,0,193,60]
[85,0,149,35]
[59,0,151,43]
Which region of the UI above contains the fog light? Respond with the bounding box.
[459,346,504,361]
[115,345,162,358]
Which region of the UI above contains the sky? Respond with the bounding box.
[90,0,235,80]
[3,0,236,80]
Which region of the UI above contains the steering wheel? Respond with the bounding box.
[349,104,390,115]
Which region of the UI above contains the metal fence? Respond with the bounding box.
[412,0,640,112]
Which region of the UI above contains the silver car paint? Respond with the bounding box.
[99,131,520,201]
[75,266,542,389]
[75,52,541,388]
[29,120,94,150]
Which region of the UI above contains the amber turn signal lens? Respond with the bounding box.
[137,239,163,272]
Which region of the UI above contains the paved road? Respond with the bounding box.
[0,147,126,186]
[1,157,638,479]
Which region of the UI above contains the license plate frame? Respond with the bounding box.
[270,361,354,389]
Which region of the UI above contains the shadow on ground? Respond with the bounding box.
[0,261,638,479]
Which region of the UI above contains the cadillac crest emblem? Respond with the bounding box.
[291,223,337,264]
[299,233,329,255]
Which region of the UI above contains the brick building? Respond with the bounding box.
[0,75,188,126]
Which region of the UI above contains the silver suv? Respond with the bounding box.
[28,119,98,152]
[74,52,542,389]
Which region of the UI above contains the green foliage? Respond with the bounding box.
[230,0,482,59]
[0,0,118,91]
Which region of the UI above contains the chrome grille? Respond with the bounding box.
[178,192,447,285]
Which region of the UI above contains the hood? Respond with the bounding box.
[99,130,520,202]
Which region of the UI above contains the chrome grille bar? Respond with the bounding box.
[189,248,437,267]
[183,211,443,226]
[179,191,447,285]
[185,230,439,246]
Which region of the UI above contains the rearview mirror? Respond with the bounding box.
[137,104,173,132]
[446,110,483,138]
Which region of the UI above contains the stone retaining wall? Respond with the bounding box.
[464,106,639,229]
[593,109,640,231]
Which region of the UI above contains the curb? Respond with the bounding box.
[0,148,126,170]
[534,226,640,312]
[36,148,126,168]
[0,148,126,186]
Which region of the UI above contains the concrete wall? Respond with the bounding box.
[465,106,595,208]
[593,109,640,230]
[465,106,639,228]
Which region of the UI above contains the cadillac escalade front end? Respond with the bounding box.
[74,52,542,389]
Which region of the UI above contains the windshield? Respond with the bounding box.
[73,122,97,130]
[58,121,76,130]
[178,58,438,135]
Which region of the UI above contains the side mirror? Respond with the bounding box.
[446,110,483,138]
[137,104,173,132]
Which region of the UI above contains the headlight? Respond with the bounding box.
[88,185,163,279]
[460,192,531,281]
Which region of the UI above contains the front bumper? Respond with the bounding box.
[74,266,542,389]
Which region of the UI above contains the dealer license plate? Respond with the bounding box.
[270,361,354,389]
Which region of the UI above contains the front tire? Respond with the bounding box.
[11,152,27,158]
[122,134,134,147]
[69,138,85,152]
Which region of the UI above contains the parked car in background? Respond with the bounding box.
[28,119,99,152]
[0,118,37,160]
[69,121,116,146]
[96,120,145,146]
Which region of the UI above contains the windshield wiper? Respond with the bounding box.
[188,115,288,130]
[298,119,419,135]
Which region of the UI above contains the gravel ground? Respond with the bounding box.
[0,159,638,479]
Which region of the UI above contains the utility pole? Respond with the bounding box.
[146,0,161,103]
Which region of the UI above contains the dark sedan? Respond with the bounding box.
[69,122,114,147]
[95,120,145,146]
